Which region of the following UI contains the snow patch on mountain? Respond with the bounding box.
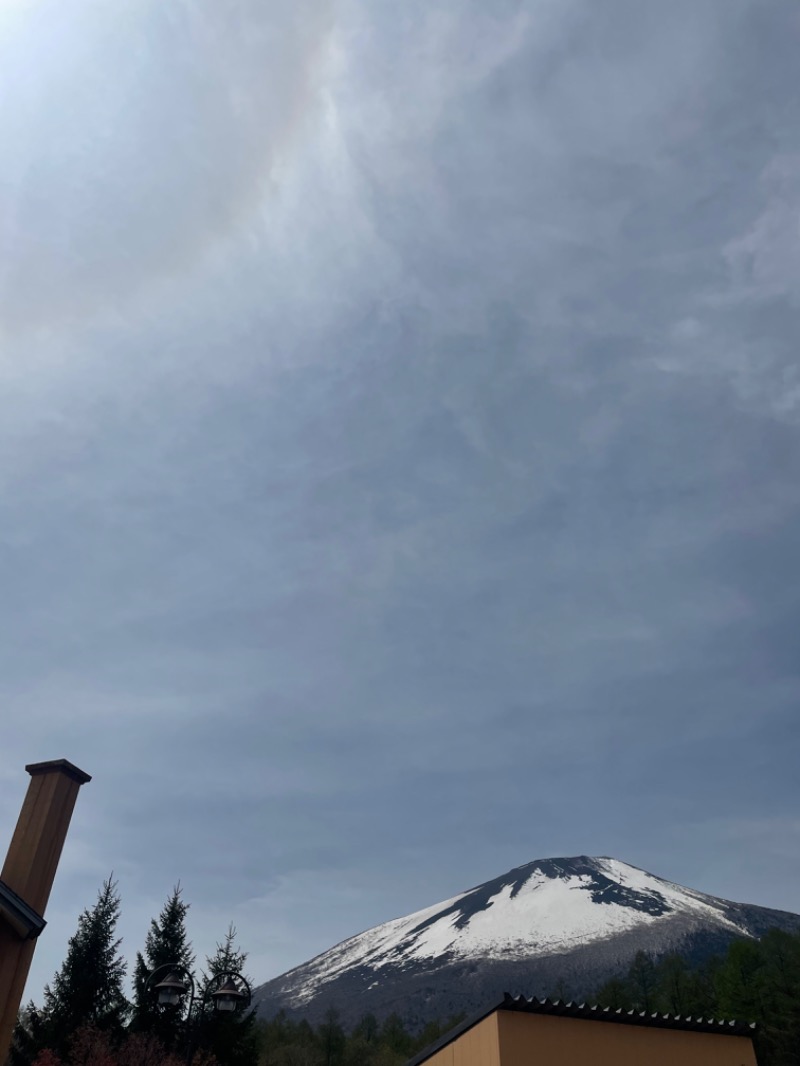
[269,856,751,1007]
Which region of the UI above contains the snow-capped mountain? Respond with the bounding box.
[252,855,800,1027]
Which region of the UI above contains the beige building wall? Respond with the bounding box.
[496,1010,758,1066]
[418,1014,500,1066]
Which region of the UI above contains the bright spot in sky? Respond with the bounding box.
[0,0,37,31]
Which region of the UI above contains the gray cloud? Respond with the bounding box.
[0,0,334,332]
[1,0,799,1005]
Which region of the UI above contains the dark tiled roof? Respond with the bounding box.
[501,993,756,1034]
[406,992,756,1066]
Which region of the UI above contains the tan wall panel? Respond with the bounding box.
[497,1011,758,1066]
[422,1014,501,1066]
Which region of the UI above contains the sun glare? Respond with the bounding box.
[0,0,37,37]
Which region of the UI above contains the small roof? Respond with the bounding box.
[406,993,756,1066]
[0,879,47,940]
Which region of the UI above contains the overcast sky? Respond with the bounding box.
[2,0,800,1004]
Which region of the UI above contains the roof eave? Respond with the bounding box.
[0,879,47,940]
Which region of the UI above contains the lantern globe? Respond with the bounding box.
[154,971,189,1007]
[212,976,246,1013]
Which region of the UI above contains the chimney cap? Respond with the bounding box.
[25,760,92,785]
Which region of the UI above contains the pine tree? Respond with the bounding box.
[130,884,195,1047]
[8,1003,46,1066]
[33,878,127,1060]
[758,928,800,1064]
[197,925,258,1066]
[202,924,248,982]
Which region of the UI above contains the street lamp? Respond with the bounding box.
[145,962,252,1066]
[154,970,191,1008]
[212,976,248,1013]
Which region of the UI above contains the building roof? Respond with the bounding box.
[0,879,47,940]
[406,992,757,1066]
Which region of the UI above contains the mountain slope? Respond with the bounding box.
[252,856,800,1028]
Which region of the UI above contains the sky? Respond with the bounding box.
[1,0,800,1005]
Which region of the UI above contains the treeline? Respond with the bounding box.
[6,877,460,1066]
[593,930,800,1066]
[11,875,800,1066]
[9,877,257,1066]
[256,1010,464,1066]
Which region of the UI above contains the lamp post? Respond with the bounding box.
[145,962,252,1066]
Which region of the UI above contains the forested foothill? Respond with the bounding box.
[593,935,800,1066]
[7,878,800,1066]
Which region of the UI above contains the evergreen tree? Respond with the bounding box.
[627,950,658,1012]
[342,1035,373,1066]
[377,1015,413,1060]
[9,1004,46,1066]
[257,1008,292,1062]
[33,878,127,1060]
[130,884,194,1047]
[595,975,630,1010]
[657,954,693,1016]
[262,1018,319,1066]
[318,1008,345,1066]
[683,956,721,1018]
[268,1047,320,1066]
[352,1015,378,1045]
[758,928,800,1064]
[197,925,258,1066]
[582,933,800,1065]
[202,924,248,981]
[715,938,766,1024]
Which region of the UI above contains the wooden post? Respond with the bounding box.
[0,760,91,1063]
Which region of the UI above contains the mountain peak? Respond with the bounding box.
[253,855,800,1027]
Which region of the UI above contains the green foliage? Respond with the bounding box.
[716,938,766,1023]
[130,883,194,1047]
[198,925,259,1066]
[744,929,800,1065]
[626,949,658,1011]
[21,874,800,1066]
[9,1004,43,1066]
[351,1015,378,1045]
[377,1014,413,1059]
[258,1012,319,1066]
[317,1008,346,1066]
[594,976,630,1010]
[656,954,692,1016]
[28,878,128,1062]
[255,1009,452,1066]
[592,928,800,1065]
[202,924,248,982]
